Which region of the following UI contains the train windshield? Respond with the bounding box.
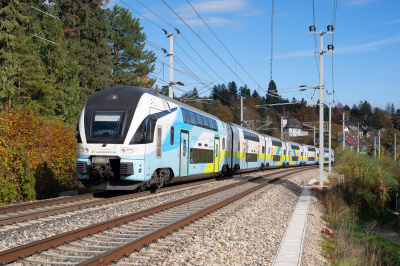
[91,111,125,137]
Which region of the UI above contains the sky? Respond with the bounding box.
[105,0,400,110]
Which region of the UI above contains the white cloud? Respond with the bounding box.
[275,49,315,59]
[383,20,400,25]
[345,0,378,6]
[181,0,248,13]
[335,37,400,54]
[275,37,400,59]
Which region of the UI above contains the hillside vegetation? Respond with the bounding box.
[0,108,78,205]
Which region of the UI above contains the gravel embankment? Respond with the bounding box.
[133,168,326,266]
[300,191,328,266]
[0,168,290,252]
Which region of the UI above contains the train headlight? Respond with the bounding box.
[79,147,84,153]
[84,148,89,153]
[120,148,136,155]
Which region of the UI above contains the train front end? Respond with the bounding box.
[76,86,156,191]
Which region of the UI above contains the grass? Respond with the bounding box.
[318,184,400,265]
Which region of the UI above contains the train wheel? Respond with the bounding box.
[150,171,164,189]
[137,182,147,192]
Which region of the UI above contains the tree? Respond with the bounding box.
[60,0,112,97]
[219,84,230,106]
[385,103,396,116]
[293,106,318,122]
[265,80,278,105]
[108,5,156,88]
[344,105,350,111]
[215,105,233,122]
[239,84,250,97]
[228,81,238,99]
[252,90,260,98]
[0,0,28,108]
[359,101,372,121]
[368,108,392,129]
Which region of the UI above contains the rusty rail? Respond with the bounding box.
[0,178,214,226]
[0,166,315,265]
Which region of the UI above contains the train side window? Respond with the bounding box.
[203,117,210,129]
[189,111,196,125]
[156,126,162,158]
[197,149,203,163]
[222,138,225,150]
[182,109,187,123]
[170,126,174,145]
[190,148,196,163]
[213,120,218,131]
[195,113,203,127]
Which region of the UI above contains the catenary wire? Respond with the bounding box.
[187,0,267,93]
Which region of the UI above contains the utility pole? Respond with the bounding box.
[328,93,332,173]
[313,125,316,146]
[395,134,397,162]
[357,122,361,154]
[163,29,179,98]
[342,112,346,150]
[240,97,244,127]
[379,130,381,159]
[281,116,283,139]
[310,25,334,186]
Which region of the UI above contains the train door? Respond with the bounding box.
[242,140,246,169]
[214,137,220,172]
[180,132,189,177]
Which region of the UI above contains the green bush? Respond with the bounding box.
[334,148,397,213]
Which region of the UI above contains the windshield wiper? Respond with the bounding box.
[102,121,121,147]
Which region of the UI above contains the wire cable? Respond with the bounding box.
[186,0,267,93]
[270,0,274,80]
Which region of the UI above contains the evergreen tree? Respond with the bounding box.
[228,81,238,99]
[108,5,156,88]
[0,0,28,108]
[219,84,230,106]
[265,80,278,105]
[252,89,259,98]
[60,0,112,97]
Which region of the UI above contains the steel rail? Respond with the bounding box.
[79,167,315,266]
[0,193,95,215]
[0,178,215,226]
[0,166,316,265]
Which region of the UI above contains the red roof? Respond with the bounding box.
[345,137,354,146]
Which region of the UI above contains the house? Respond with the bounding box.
[283,118,309,137]
[345,137,355,150]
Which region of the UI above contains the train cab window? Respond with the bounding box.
[92,111,125,137]
[222,138,225,150]
[170,126,174,145]
[195,113,203,127]
[130,115,156,144]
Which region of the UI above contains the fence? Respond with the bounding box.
[328,174,345,183]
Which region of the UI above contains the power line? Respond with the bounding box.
[270,0,274,80]
[163,0,257,91]
[173,40,219,84]
[311,0,320,80]
[186,0,267,93]
[331,0,338,95]
[119,0,223,86]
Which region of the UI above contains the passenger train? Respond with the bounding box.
[76,86,334,191]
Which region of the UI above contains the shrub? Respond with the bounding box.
[0,107,80,205]
[334,148,397,213]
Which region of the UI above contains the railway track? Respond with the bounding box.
[0,178,217,226]
[0,166,316,266]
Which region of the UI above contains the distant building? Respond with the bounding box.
[283,119,309,137]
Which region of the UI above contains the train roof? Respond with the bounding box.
[156,92,220,121]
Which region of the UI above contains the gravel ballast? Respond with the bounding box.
[0,168,290,252]
[125,168,329,266]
